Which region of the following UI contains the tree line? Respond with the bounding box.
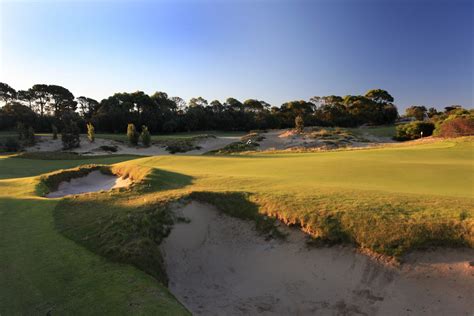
[0,82,400,134]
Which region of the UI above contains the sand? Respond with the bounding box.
[29,135,239,156]
[46,170,132,198]
[161,201,474,315]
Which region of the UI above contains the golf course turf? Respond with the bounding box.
[0,137,472,314]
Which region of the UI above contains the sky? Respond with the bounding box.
[0,0,472,110]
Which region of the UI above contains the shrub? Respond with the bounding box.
[61,112,81,150]
[52,124,58,140]
[4,137,20,152]
[295,115,304,133]
[26,126,36,146]
[17,122,35,146]
[141,125,151,147]
[436,117,474,138]
[127,123,139,146]
[17,122,27,141]
[394,121,435,141]
[87,123,95,143]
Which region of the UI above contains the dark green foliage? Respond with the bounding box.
[17,122,35,146]
[61,112,81,150]
[99,145,118,152]
[127,123,139,146]
[0,82,17,103]
[395,121,435,141]
[3,137,20,152]
[141,125,151,147]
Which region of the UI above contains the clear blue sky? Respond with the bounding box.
[1,0,472,110]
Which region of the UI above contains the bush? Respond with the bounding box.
[61,112,81,150]
[141,125,151,147]
[436,117,474,138]
[4,137,20,152]
[127,123,139,146]
[26,127,36,146]
[87,123,95,143]
[395,121,435,141]
[52,124,58,140]
[295,115,304,133]
[17,122,35,146]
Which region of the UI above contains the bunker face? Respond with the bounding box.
[46,171,131,198]
[162,201,474,315]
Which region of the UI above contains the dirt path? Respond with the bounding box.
[46,171,131,198]
[161,201,474,315]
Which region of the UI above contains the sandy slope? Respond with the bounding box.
[161,201,474,315]
[28,135,239,156]
[46,170,131,198]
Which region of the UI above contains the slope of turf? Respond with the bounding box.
[0,158,189,315]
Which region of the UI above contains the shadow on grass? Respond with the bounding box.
[189,191,285,239]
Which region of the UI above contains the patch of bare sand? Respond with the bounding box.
[161,201,474,315]
[28,135,239,156]
[46,170,132,198]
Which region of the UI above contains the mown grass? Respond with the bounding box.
[0,159,189,314]
[1,136,472,314]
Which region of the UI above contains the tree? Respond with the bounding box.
[427,107,439,118]
[405,106,427,121]
[364,89,394,103]
[47,85,76,117]
[77,96,99,119]
[171,96,186,113]
[17,90,35,109]
[30,84,51,116]
[189,97,208,108]
[1,101,36,129]
[61,111,81,149]
[0,82,16,104]
[295,115,304,133]
[87,123,95,143]
[127,123,139,146]
[141,125,151,147]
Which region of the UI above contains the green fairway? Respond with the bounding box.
[0,154,139,179]
[0,137,473,314]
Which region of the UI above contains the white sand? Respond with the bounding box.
[161,201,474,315]
[46,170,132,198]
[28,135,239,156]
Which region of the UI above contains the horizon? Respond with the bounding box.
[1,0,472,110]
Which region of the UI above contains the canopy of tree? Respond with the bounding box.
[1,82,405,133]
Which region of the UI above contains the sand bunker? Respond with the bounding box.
[46,171,132,198]
[161,201,474,315]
